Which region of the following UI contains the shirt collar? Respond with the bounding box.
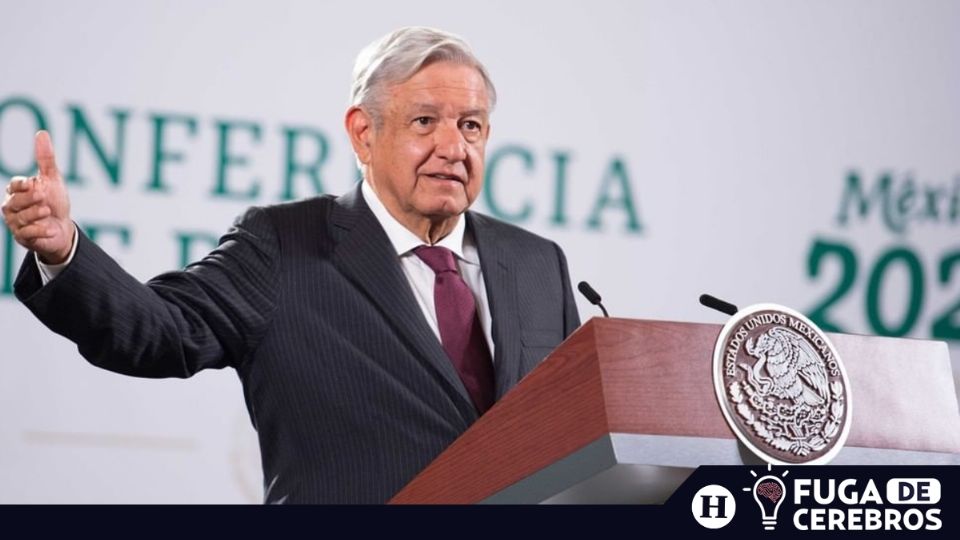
[360,180,472,263]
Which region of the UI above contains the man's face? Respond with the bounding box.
[364,61,490,228]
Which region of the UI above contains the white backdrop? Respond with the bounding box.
[1,0,957,502]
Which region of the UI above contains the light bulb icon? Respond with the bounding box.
[752,475,785,530]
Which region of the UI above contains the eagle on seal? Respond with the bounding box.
[745,327,829,407]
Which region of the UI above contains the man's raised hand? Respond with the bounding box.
[1,131,76,264]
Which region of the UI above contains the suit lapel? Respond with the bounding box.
[468,213,523,400]
[330,186,478,422]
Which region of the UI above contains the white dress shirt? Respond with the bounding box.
[360,181,495,359]
[37,183,496,359]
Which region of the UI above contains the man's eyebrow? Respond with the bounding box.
[406,103,489,117]
[460,108,489,118]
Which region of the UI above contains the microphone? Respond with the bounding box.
[577,281,609,317]
[699,294,738,316]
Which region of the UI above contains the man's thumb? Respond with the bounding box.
[35,130,60,179]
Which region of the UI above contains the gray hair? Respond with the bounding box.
[350,27,497,124]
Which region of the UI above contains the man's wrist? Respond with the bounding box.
[38,249,71,265]
[36,225,78,284]
[37,223,77,265]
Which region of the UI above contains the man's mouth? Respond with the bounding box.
[423,172,465,184]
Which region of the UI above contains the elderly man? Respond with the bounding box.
[2,27,580,503]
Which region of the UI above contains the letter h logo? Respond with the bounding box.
[692,485,737,529]
[700,493,728,518]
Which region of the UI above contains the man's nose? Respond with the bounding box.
[434,123,467,162]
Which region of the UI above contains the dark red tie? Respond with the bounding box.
[414,245,495,414]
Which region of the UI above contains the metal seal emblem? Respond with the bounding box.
[712,304,853,465]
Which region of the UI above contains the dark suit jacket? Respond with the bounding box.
[15,184,581,503]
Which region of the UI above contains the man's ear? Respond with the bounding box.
[345,106,374,164]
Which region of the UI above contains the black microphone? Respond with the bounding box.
[577,281,609,317]
[699,294,738,316]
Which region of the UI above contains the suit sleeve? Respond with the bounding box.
[553,242,581,337]
[14,207,280,378]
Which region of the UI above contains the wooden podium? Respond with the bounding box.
[391,318,960,504]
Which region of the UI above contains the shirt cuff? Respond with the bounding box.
[36,226,79,285]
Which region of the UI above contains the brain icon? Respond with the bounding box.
[757,481,782,503]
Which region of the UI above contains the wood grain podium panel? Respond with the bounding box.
[391,322,608,503]
[592,319,732,438]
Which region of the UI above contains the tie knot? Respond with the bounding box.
[414,245,458,274]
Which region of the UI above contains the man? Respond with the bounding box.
[2,27,580,503]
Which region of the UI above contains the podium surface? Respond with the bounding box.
[391,318,960,504]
